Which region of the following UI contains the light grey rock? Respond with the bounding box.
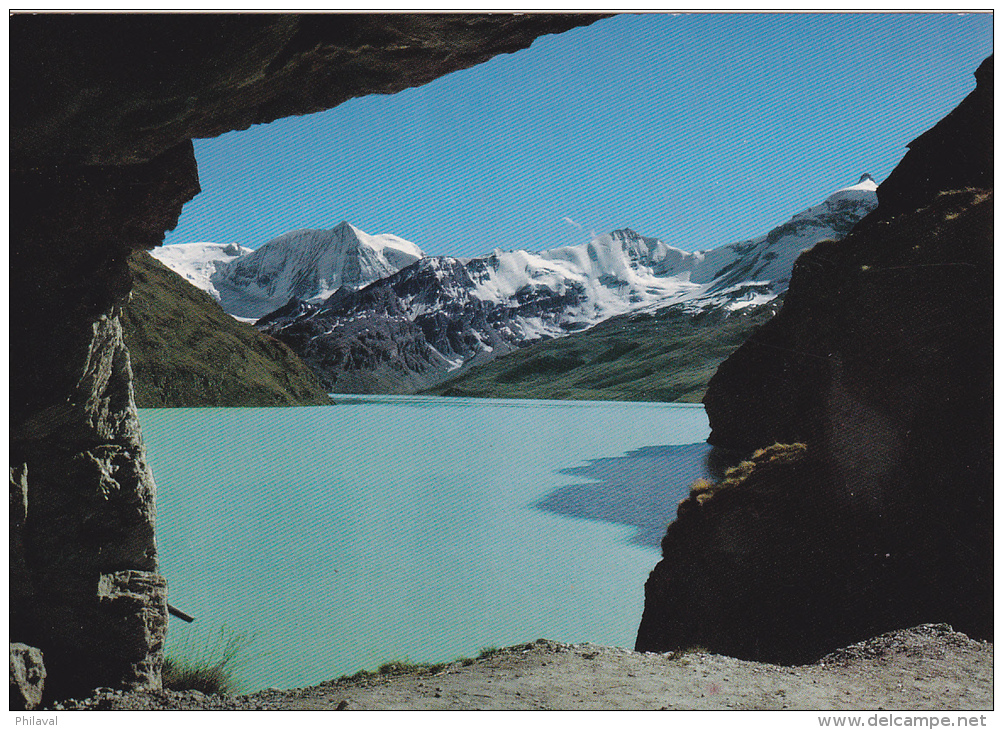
[10,643,46,710]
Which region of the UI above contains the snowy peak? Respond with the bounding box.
[791,175,879,221]
[689,175,878,301]
[256,174,879,393]
[148,241,253,300]
[333,220,425,273]
[156,175,874,336]
[608,227,647,243]
[837,173,879,193]
[209,223,426,319]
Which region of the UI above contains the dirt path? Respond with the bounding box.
[53,624,991,711]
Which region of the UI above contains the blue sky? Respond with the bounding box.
[164,12,992,257]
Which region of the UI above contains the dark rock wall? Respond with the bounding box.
[10,12,603,700]
[876,56,993,217]
[11,13,603,167]
[10,146,198,698]
[702,55,993,452]
[637,57,993,662]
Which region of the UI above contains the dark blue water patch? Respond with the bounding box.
[534,442,715,549]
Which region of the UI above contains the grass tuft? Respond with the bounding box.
[477,646,500,659]
[162,626,254,695]
[668,645,710,661]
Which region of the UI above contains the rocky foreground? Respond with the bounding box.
[51,624,991,711]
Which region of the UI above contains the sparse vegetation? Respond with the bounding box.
[162,627,255,695]
[342,659,448,682]
[341,646,507,682]
[669,645,711,659]
[679,443,809,515]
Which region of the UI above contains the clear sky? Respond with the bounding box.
[163,12,993,257]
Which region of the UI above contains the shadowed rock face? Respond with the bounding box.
[11,148,197,698]
[11,13,604,167]
[702,55,993,454]
[9,12,604,700]
[637,57,993,662]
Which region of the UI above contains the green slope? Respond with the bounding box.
[122,251,332,407]
[423,302,780,403]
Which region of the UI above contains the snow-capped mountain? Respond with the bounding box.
[151,222,426,320]
[258,176,878,393]
[680,172,880,310]
[210,221,426,319]
[148,242,253,301]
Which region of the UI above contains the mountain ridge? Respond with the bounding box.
[152,221,425,319]
[253,176,877,395]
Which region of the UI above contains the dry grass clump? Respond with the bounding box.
[681,443,808,514]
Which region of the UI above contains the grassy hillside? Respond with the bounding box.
[424,302,780,403]
[122,251,332,407]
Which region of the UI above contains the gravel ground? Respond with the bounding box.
[49,624,992,711]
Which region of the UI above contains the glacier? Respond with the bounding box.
[148,241,252,301]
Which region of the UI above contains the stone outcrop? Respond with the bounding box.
[10,643,47,710]
[10,12,603,701]
[10,149,187,699]
[702,55,993,452]
[637,57,993,662]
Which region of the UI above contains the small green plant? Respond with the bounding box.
[162,626,254,695]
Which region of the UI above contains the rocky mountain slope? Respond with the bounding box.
[122,251,332,407]
[257,177,876,394]
[424,300,780,403]
[636,57,992,662]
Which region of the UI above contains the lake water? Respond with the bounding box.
[140,395,713,693]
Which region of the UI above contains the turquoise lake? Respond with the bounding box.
[139,395,713,693]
